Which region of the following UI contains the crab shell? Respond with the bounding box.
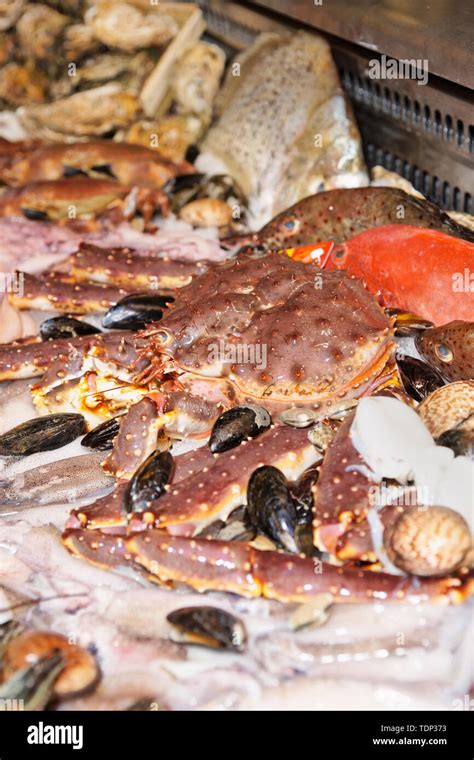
[139,251,395,415]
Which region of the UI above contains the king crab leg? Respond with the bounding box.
[62,528,473,606]
[10,271,144,314]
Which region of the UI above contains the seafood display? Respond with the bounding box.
[0,3,472,715]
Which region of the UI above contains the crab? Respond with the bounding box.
[1,250,395,470]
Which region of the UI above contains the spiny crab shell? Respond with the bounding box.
[31,251,395,441]
[138,251,395,413]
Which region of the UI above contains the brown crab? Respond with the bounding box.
[2,250,395,465]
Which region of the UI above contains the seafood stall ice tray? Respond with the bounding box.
[198,0,474,214]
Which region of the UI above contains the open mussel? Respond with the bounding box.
[40,316,101,340]
[81,415,123,451]
[208,405,271,453]
[163,172,205,211]
[247,465,298,553]
[167,606,247,652]
[397,355,445,402]
[102,293,175,331]
[0,653,65,711]
[0,413,86,457]
[290,466,320,557]
[124,450,174,514]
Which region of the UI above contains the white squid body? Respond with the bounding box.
[351,396,473,531]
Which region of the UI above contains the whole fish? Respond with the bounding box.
[324,225,474,326]
[199,32,367,228]
[223,187,474,249]
[415,322,474,382]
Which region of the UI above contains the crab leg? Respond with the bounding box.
[0,334,94,381]
[9,271,144,314]
[312,412,375,560]
[127,425,321,535]
[67,244,207,291]
[64,529,471,605]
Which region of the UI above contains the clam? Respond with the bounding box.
[246,465,298,553]
[208,405,271,453]
[40,316,101,341]
[279,407,316,428]
[124,450,174,514]
[397,355,445,402]
[0,413,86,457]
[102,293,174,331]
[81,415,123,452]
[2,630,99,699]
[167,606,247,652]
[383,505,472,577]
[307,422,336,453]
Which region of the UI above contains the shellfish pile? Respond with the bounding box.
[0,10,472,712]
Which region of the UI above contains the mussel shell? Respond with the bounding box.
[196,505,256,542]
[40,316,101,340]
[208,405,271,453]
[124,450,174,514]
[435,427,474,458]
[247,465,298,553]
[81,415,123,451]
[22,208,49,221]
[0,414,86,457]
[102,293,175,331]
[167,606,247,652]
[397,355,445,402]
[163,173,205,211]
[290,465,319,516]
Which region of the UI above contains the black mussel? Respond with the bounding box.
[185,144,200,163]
[247,465,298,553]
[436,427,474,458]
[290,466,319,517]
[0,414,86,457]
[167,606,247,652]
[196,505,256,542]
[102,293,175,331]
[63,165,88,178]
[81,415,123,451]
[124,450,174,514]
[397,355,445,402]
[91,163,117,179]
[21,208,49,221]
[40,316,101,341]
[209,405,271,453]
[163,173,205,211]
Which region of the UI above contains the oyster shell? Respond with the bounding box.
[17,3,69,61]
[85,1,178,52]
[19,84,139,140]
[174,41,225,122]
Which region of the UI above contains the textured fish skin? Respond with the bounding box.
[416,322,474,382]
[224,187,474,250]
[199,32,367,228]
[0,452,113,508]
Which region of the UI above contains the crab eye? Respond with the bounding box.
[435,342,453,363]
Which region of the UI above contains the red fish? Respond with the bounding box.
[326,225,474,325]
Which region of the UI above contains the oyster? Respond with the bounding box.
[19,85,139,140]
[85,1,178,52]
[174,41,225,122]
[16,3,69,61]
[0,62,48,107]
[0,0,26,32]
[50,51,155,99]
